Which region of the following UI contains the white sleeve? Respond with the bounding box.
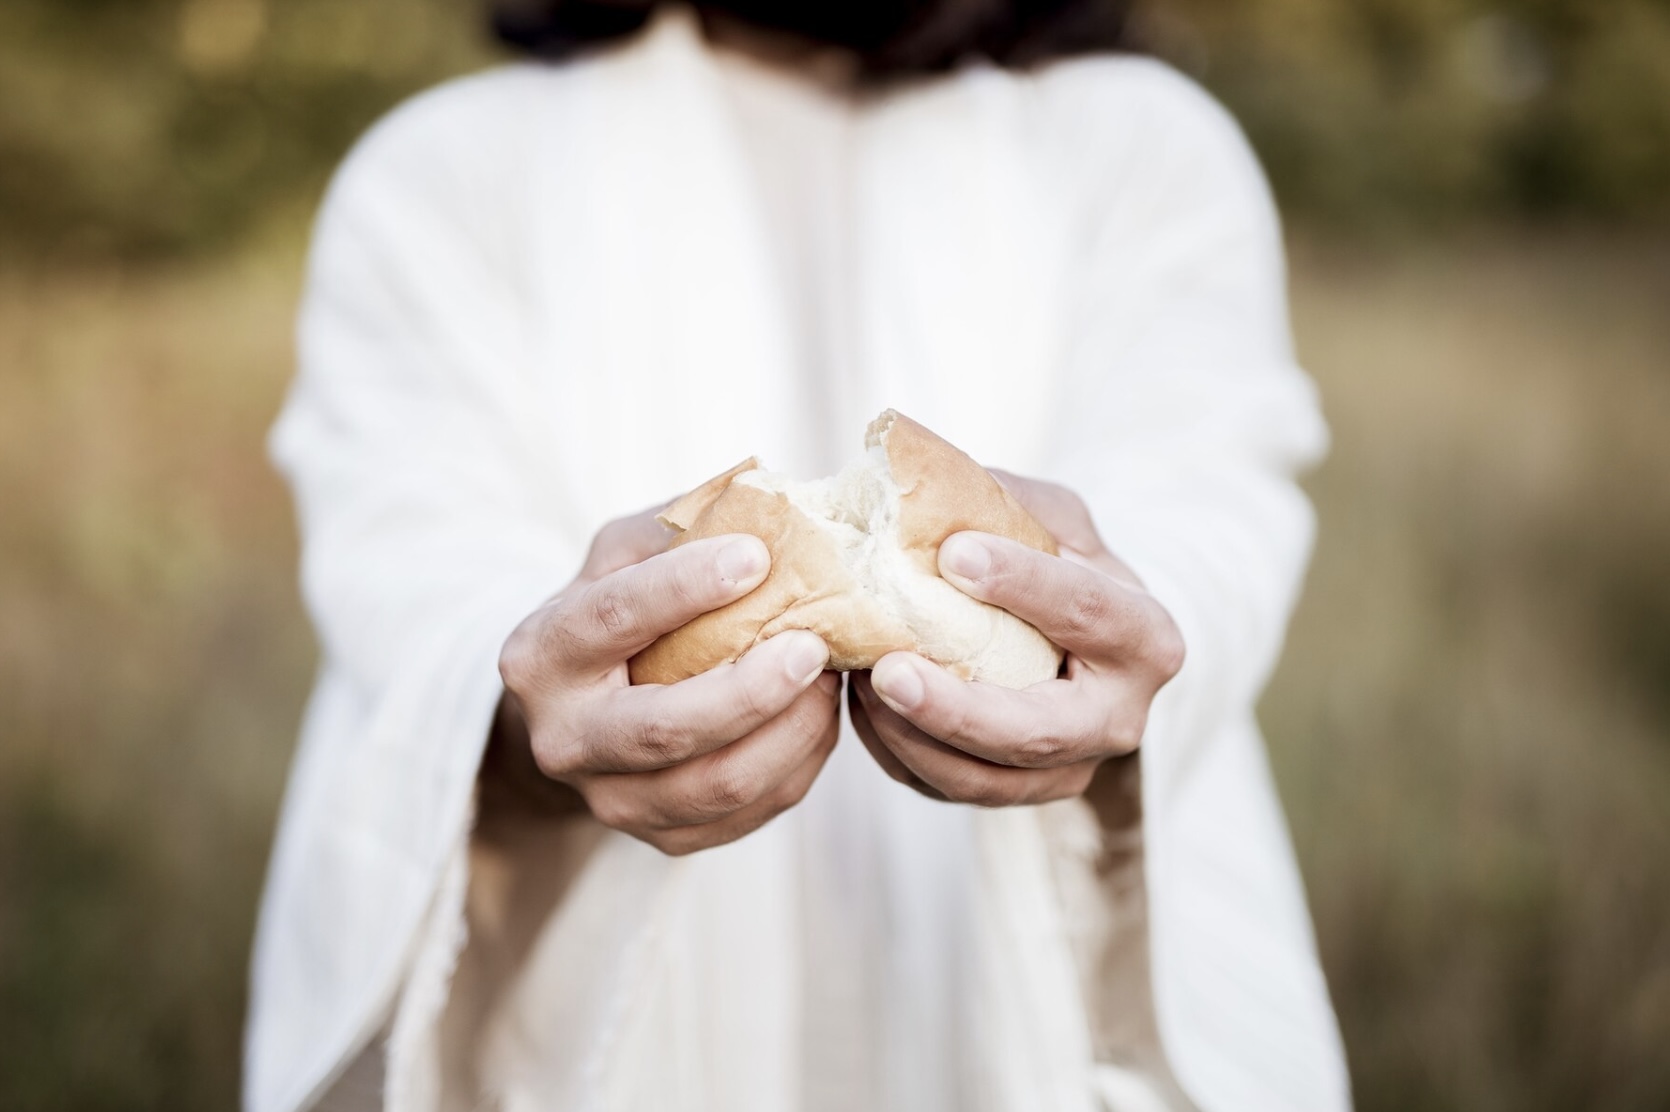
[1048,63,1327,784]
[1039,62,1350,1111]
[246,77,584,1112]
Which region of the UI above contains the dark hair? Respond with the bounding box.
[491,0,1134,76]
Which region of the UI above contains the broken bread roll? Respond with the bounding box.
[628,410,1064,689]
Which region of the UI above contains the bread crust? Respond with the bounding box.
[659,457,760,530]
[627,410,1063,687]
[868,410,1058,571]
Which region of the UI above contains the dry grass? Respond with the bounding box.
[0,231,1666,1109]
[1273,233,1670,1111]
[0,246,311,1109]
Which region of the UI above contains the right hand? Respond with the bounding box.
[494,508,840,856]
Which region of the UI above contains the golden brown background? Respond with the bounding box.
[2,1,1667,1108]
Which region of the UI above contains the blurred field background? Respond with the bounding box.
[1,1,1667,1109]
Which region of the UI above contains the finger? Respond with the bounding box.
[647,733,836,855]
[544,534,771,670]
[847,674,947,801]
[868,651,1140,768]
[985,470,1103,556]
[630,681,842,855]
[985,471,1153,591]
[572,631,830,773]
[626,671,840,829]
[938,532,1177,668]
[580,505,680,580]
[852,674,1098,806]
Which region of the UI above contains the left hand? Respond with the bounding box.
[847,471,1185,807]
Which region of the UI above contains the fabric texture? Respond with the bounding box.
[248,9,1351,1111]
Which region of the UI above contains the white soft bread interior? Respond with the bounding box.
[628,410,1064,688]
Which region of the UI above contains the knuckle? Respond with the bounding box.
[536,601,587,662]
[948,768,1016,809]
[635,708,692,766]
[1148,614,1187,680]
[1061,585,1117,644]
[498,628,537,689]
[587,584,637,643]
[1016,728,1072,768]
[703,757,760,815]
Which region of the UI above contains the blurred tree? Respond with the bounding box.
[0,0,493,261]
[1139,0,1670,227]
[0,0,1667,253]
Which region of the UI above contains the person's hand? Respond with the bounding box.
[848,472,1184,807]
[490,507,840,855]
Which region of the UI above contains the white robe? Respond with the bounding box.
[248,11,1351,1112]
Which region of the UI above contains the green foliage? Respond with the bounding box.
[0,0,493,260]
[1143,0,1670,226]
[4,0,1670,258]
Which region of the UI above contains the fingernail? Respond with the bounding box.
[717,537,768,584]
[782,632,830,684]
[940,534,991,581]
[872,656,924,710]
